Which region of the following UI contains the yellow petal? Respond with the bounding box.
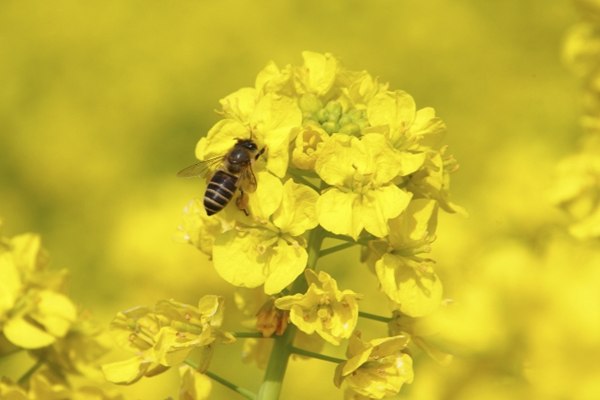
[315,134,360,186]
[292,123,330,170]
[248,171,283,221]
[10,233,43,274]
[295,51,338,96]
[361,133,417,183]
[255,61,293,94]
[360,186,412,238]
[3,316,56,348]
[102,357,150,385]
[375,254,443,318]
[271,179,319,236]
[251,93,302,178]
[367,91,416,143]
[35,290,78,336]
[219,87,258,121]
[317,189,362,239]
[388,199,438,248]
[179,366,212,400]
[195,119,248,161]
[4,290,76,349]
[264,239,308,295]
[409,107,446,147]
[213,229,272,289]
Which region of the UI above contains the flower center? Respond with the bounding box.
[299,94,368,135]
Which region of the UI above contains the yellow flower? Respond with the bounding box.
[366,199,443,317]
[291,122,330,170]
[388,311,453,366]
[255,61,295,96]
[30,314,112,381]
[212,179,319,294]
[366,90,445,150]
[102,296,233,384]
[179,365,212,400]
[334,331,413,399]
[315,133,413,239]
[406,147,466,215]
[0,233,76,349]
[176,198,227,256]
[339,70,388,110]
[293,51,339,97]
[195,89,301,178]
[275,270,361,345]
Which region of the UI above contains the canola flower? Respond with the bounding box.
[0,224,122,399]
[0,52,460,399]
[170,51,461,399]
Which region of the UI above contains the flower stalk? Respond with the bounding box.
[257,227,325,400]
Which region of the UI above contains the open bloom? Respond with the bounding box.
[315,133,413,239]
[0,233,76,349]
[212,177,319,294]
[275,270,361,345]
[102,296,233,384]
[334,331,414,399]
[365,199,443,317]
[195,88,301,178]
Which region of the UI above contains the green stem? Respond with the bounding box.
[290,346,345,364]
[18,358,44,385]
[324,232,373,246]
[257,227,325,400]
[233,332,269,339]
[184,361,256,400]
[358,311,392,323]
[319,241,357,258]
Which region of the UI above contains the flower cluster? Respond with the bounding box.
[557,1,600,239]
[0,224,120,398]
[102,296,234,385]
[0,230,76,349]
[176,52,461,398]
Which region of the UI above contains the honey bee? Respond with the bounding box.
[177,139,265,216]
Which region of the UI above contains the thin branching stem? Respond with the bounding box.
[184,360,257,400]
[358,311,392,323]
[289,346,345,364]
[319,241,357,258]
[233,332,270,339]
[18,358,44,385]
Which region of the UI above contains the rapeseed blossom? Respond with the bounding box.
[102,296,234,385]
[334,332,414,399]
[275,270,360,345]
[0,232,76,349]
[0,226,124,399]
[176,52,460,398]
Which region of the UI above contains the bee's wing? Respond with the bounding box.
[239,165,258,193]
[176,155,224,178]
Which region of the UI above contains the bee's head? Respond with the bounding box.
[236,138,259,152]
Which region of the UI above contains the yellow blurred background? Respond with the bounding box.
[2,0,597,399]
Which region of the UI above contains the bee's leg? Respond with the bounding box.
[236,189,250,216]
[255,147,266,160]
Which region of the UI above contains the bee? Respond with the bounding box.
[177,139,265,216]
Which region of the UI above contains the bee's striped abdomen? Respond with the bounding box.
[204,170,238,216]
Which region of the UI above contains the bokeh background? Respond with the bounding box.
[1,0,598,399]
